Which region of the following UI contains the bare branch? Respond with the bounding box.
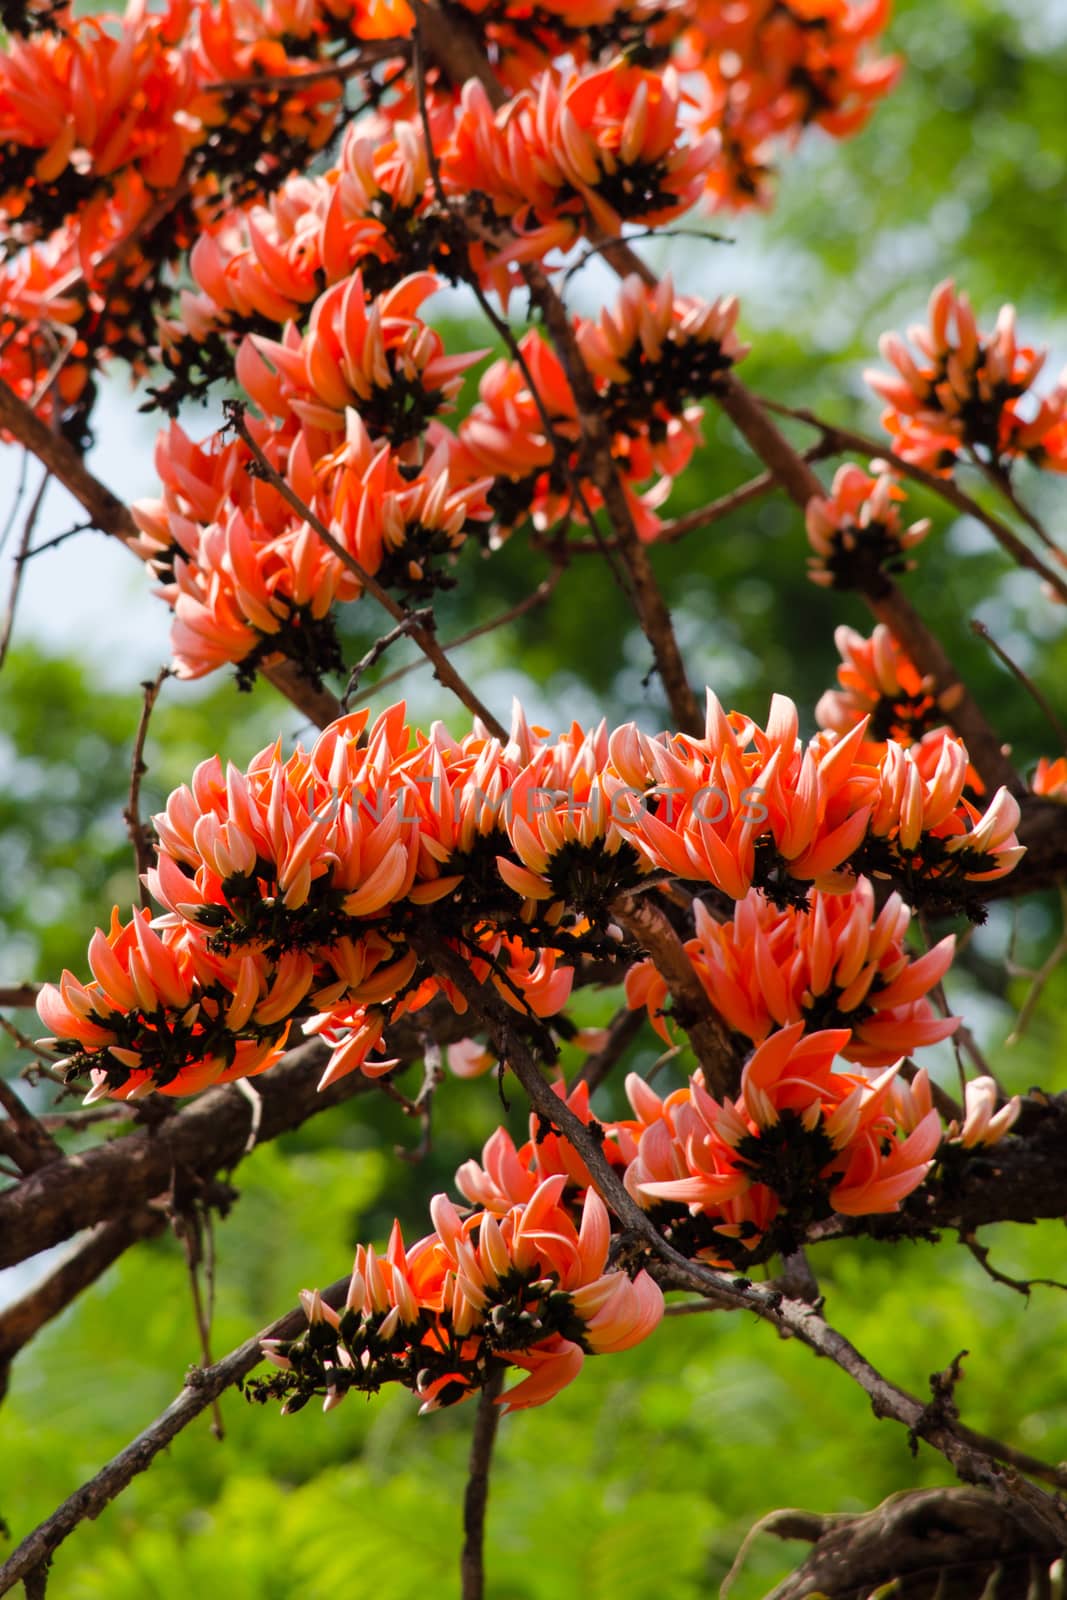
[760,397,1067,606]
[610,892,741,1097]
[460,1364,505,1600]
[655,446,832,546]
[574,1006,646,1094]
[0,1076,62,1174]
[370,564,565,695]
[0,1277,351,1597]
[123,669,170,910]
[0,986,40,1009]
[0,468,48,672]
[972,620,1067,754]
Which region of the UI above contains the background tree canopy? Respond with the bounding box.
[1,0,1066,1594]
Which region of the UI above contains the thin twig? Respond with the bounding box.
[758,397,1067,606]
[204,39,407,95]
[341,611,432,711]
[655,445,833,546]
[574,1006,646,1094]
[123,669,170,909]
[978,457,1062,560]
[369,564,565,694]
[460,1363,505,1600]
[0,469,48,672]
[972,620,1067,755]
[0,1277,352,1596]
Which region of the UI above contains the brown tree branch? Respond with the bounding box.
[759,397,1067,606]
[0,1276,352,1597]
[753,1487,1064,1600]
[123,669,169,909]
[610,892,740,1097]
[460,1363,505,1600]
[0,1208,165,1393]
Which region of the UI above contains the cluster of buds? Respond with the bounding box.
[805,466,931,590]
[251,1180,664,1417]
[38,691,1023,1102]
[866,280,1067,473]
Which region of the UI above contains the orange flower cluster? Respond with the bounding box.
[1,0,899,448]
[678,0,901,209]
[253,1179,663,1416]
[132,269,492,681]
[815,624,986,798]
[250,1030,1021,1418]
[458,274,746,542]
[442,61,717,259]
[38,694,1022,1103]
[36,906,311,1100]
[621,1025,942,1251]
[866,280,1067,474]
[607,691,1020,911]
[625,878,959,1068]
[805,464,931,590]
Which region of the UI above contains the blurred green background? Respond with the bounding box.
[2,0,1066,1592]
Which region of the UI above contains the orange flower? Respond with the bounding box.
[258,1181,663,1417]
[242,269,485,441]
[626,877,958,1068]
[443,59,716,254]
[35,907,307,1100]
[866,279,1067,472]
[680,0,900,210]
[1032,756,1067,801]
[805,467,930,590]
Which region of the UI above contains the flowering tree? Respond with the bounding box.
[1,0,1067,1594]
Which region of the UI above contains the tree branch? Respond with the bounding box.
[0,1276,351,1597]
[460,1363,504,1600]
[0,1207,165,1392]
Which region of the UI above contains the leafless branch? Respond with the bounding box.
[123,669,170,909]
[0,986,40,1009]
[610,892,741,1097]
[0,467,48,672]
[0,1276,352,1596]
[759,397,1067,606]
[574,1006,646,1094]
[460,1363,505,1600]
[370,564,565,695]
[972,619,1067,754]
[655,446,832,545]
[340,610,433,711]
